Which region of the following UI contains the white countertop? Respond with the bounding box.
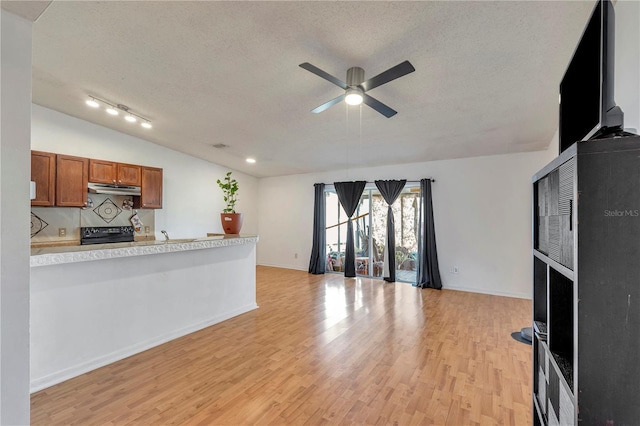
[30,235,259,267]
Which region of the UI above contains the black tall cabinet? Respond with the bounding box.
[532,135,640,425]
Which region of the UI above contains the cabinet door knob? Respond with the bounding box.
[112,179,116,183]
[118,180,122,184]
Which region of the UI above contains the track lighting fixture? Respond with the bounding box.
[85,96,153,129]
[86,97,100,108]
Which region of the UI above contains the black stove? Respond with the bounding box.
[81,226,135,245]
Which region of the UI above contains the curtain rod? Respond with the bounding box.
[320,179,436,187]
[342,179,435,183]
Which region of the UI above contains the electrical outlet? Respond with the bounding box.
[144,226,150,234]
[58,228,66,237]
[294,253,298,259]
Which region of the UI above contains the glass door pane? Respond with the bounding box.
[370,186,419,283]
[355,190,371,276]
[370,192,386,278]
[325,191,346,273]
[394,187,419,283]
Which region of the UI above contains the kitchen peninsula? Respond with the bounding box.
[30,235,258,392]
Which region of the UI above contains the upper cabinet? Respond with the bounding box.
[117,163,142,186]
[31,151,56,206]
[56,155,89,207]
[89,160,141,186]
[89,159,117,184]
[134,167,163,209]
[32,151,162,209]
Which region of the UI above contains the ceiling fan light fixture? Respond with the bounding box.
[300,60,415,117]
[345,88,363,106]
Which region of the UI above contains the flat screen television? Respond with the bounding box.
[559,0,623,154]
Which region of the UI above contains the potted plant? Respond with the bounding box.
[216,171,243,234]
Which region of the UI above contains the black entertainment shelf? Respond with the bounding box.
[550,352,573,391]
[533,321,547,337]
[532,135,640,425]
[532,250,573,281]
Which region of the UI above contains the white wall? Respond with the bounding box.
[31,105,259,238]
[31,241,257,391]
[1,10,32,425]
[257,143,557,299]
[615,0,640,133]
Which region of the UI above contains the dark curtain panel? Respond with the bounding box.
[374,180,407,282]
[416,179,443,289]
[334,181,367,277]
[308,183,326,274]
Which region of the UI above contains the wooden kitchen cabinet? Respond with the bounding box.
[133,166,163,209]
[89,159,117,184]
[89,160,141,186]
[117,163,141,186]
[56,154,89,207]
[33,150,159,209]
[31,150,56,206]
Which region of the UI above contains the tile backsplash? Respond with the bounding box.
[31,194,155,244]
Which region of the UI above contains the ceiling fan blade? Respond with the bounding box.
[299,63,348,90]
[360,60,415,92]
[311,94,346,113]
[362,94,397,118]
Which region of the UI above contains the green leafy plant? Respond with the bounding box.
[216,171,239,213]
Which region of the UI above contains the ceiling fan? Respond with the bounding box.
[299,60,415,118]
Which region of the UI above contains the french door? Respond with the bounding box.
[325,184,419,283]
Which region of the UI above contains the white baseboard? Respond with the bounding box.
[30,303,259,393]
[257,262,307,272]
[443,285,531,300]
[257,264,531,299]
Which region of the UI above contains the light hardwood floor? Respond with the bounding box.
[31,266,532,425]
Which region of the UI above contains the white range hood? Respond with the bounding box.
[88,183,141,196]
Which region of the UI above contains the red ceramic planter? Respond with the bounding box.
[220,213,243,234]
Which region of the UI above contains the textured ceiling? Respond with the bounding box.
[29,1,595,177]
[1,0,51,22]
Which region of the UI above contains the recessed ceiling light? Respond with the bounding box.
[86,98,99,108]
[106,107,119,116]
[141,122,152,129]
[246,158,256,164]
[125,115,137,123]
